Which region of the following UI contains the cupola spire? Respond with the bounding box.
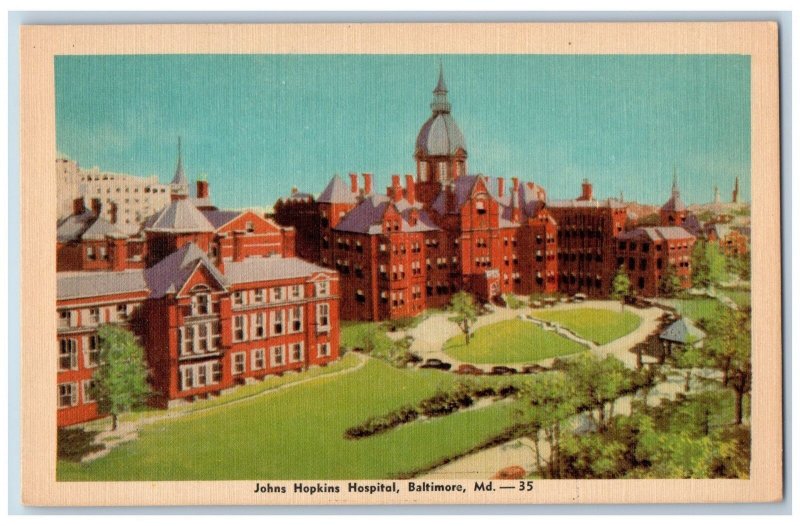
[172,136,188,186]
[430,62,451,114]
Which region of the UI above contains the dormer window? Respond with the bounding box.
[245,221,255,233]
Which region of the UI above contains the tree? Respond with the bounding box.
[658,263,682,298]
[448,291,478,345]
[610,266,631,311]
[92,325,151,431]
[692,241,727,289]
[561,354,633,431]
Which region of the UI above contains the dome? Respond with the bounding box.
[416,112,467,157]
[414,64,467,158]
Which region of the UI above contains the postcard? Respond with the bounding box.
[19,21,782,506]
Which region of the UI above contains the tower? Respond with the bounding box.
[414,64,468,207]
[660,169,688,226]
[714,185,721,204]
[732,176,740,203]
[170,136,189,199]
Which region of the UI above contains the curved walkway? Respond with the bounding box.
[81,353,369,462]
[409,300,662,370]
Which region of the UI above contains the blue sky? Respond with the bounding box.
[55,54,750,210]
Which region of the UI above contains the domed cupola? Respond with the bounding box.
[414,64,468,199]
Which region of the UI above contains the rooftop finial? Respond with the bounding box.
[171,136,188,186]
[430,61,451,114]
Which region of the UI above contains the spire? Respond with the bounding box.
[171,136,188,186]
[671,167,680,198]
[430,62,451,114]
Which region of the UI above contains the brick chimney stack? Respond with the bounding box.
[362,173,373,195]
[196,180,210,199]
[110,237,128,271]
[349,173,359,194]
[232,231,246,262]
[405,174,416,204]
[388,175,403,202]
[90,198,102,216]
[497,177,505,198]
[580,179,593,201]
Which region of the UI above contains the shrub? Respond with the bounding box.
[419,388,474,417]
[344,405,419,439]
[57,427,104,462]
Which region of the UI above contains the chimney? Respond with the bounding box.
[580,179,593,201]
[446,183,456,213]
[233,230,246,262]
[72,198,86,215]
[90,198,102,216]
[110,238,127,271]
[388,175,403,202]
[196,179,210,199]
[512,177,520,192]
[511,178,520,222]
[405,174,416,204]
[497,177,505,198]
[408,208,419,226]
[349,173,359,194]
[362,173,373,195]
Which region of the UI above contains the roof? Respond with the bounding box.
[415,112,467,157]
[660,317,705,344]
[201,209,242,230]
[225,256,334,285]
[57,211,127,243]
[58,270,148,300]
[547,198,627,210]
[661,193,687,212]
[618,226,696,242]
[683,214,704,235]
[144,199,215,233]
[334,194,439,234]
[144,243,227,298]
[317,174,358,204]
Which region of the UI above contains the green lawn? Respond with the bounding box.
[442,319,586,365]
[673,298,727,323]
[530,308,642,345]
[57,359,521,480]
[720,289,751,308]
[340,321,394,353]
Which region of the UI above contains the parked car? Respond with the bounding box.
[491,366,518,375]
[572,293,587,303]
[521,364,548,374]
[455,364,484,375]
[420,358,452,371]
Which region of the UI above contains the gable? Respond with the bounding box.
[177,262,227,297]
[217,211,280,235]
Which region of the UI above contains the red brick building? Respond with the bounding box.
[615,226,696,296]
[57,184,339,427]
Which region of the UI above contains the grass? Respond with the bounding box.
[673,297,727,324]
[720,289,751,308]
[442,319,586,364]
[57,359,521,481]
[530,308,642,345]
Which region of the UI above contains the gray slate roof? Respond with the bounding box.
[430,175,545,226]
[144,199,215,233]
[416,112,467,157]
[225,256,334,285]
[334,194,439,234]
[57,270,148,300]
[661,193,688,212]
[318,174,358,204]
[57,212,127,243]
[201,209,242,230]
[618,226,695,242]
[660,317,705,344]
[144,243,227,298]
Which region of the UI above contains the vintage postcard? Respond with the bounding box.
[19,22,781,506]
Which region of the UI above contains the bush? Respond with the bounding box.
[503,294,526,310]
[419,388,474,417]
[344,405,419,439]
[58,427,104,462]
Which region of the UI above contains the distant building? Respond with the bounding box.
[615,226,696,296]
[705,223,750,256]
[660,173,688,227]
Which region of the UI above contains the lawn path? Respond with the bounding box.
[410,300,661,369]
[81,352,369,462]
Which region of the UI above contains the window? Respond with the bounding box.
[233,315,247,342]
[317,303,330,329]
[252,349,266,370]
[253,312,265,339]
[271,287,284,302]
[232,291,244,307]
[246,221,255,233]
[315,281,329,297]
[182,367,194,390]
[88,307,101,325]
[291,343,304,363]
[59,339,77,371]
[192,293,210,315]
[290,285,303,299]
[99,246,108,260]
[272,310,284,335]
[82,380,96,403]
[271,346,285,367]
[84,335,100,367]
[86,246,96,261]
[197,323,209,351]
[58,383,78,408]
[232,352,246,375]
[291,306,302,332]
[254,288,265,303]
[197,365,207,386]
[211,362,222,383]
[182,325,195,354]
[116,303,128,320]
[58,310,72,329]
